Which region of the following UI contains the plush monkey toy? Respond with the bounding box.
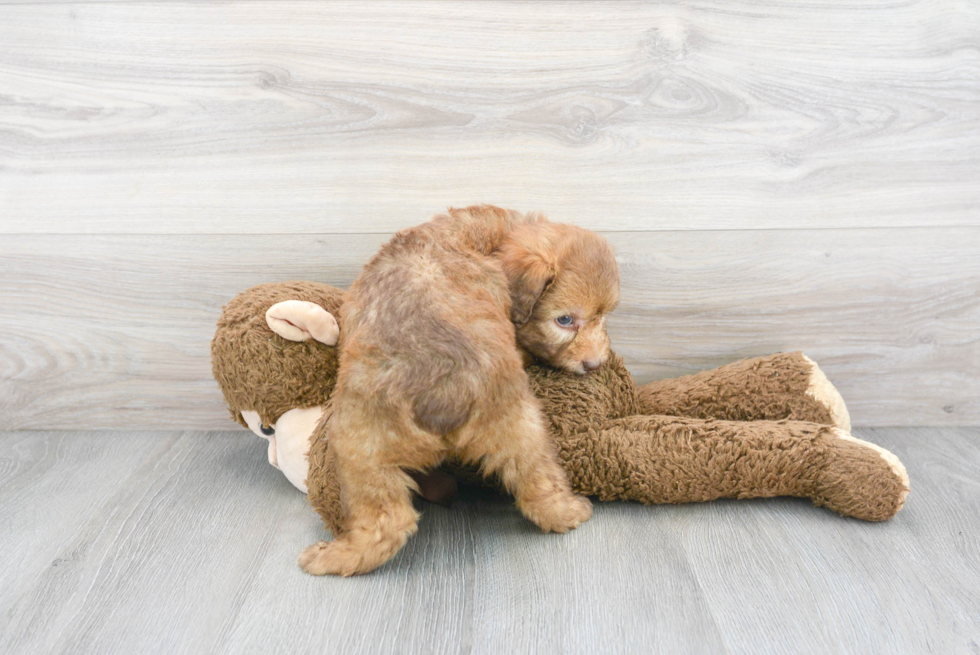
[212,282,910,547]
[211,281,457,503]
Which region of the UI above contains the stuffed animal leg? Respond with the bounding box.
[310,413,910,533]
[553,416,909,521]
[621,354,910,519]
[528,353,909,522]
[635,352,851,430]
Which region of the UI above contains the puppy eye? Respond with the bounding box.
[555,315,574,327]
[260,424,275,436]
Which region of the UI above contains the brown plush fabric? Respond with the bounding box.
[527,352,639,425]
[308,350,908,528]
[211,282,345,428]
[551,416,905,521]
[555,415,832,503]
[635,352,835,425]
[531,355,905,522]
[811,435,908,521]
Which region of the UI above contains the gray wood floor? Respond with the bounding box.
[1,428,978,654]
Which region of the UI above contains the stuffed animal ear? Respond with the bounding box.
[266,300,340,345]
[498,244,555,326]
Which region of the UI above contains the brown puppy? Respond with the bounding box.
[298,205,618,576]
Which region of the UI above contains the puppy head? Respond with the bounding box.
[497,219,619,374]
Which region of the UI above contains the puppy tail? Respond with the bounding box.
[410,360,476,436]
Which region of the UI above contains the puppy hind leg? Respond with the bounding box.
[299,408,436,576]
[462,396,592,533]
[298,463,420,576]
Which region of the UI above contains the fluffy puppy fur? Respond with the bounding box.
[298,205,618,576]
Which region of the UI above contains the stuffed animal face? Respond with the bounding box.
[241,406,324,493]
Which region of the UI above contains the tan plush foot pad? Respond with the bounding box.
[813,428,910,521]
[803,355,852,432]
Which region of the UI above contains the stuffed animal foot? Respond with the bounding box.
[636,352,851,430]
[802,355,851,431]
[812,428,910,521]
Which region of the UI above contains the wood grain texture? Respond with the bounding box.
[1,1,978,233]
[1,227,977,429]
[0,428,977,654]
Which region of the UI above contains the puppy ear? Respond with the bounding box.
[499,248,555,326]
[266,300,340,345]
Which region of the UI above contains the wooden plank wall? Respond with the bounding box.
[1,1,978,428]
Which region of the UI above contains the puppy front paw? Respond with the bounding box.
[522,492,593,534]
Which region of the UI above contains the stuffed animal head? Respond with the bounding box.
[211,281,344,490]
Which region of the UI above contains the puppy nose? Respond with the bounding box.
[583,359,602,371]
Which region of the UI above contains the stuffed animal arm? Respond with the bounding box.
[546,408,909,521]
